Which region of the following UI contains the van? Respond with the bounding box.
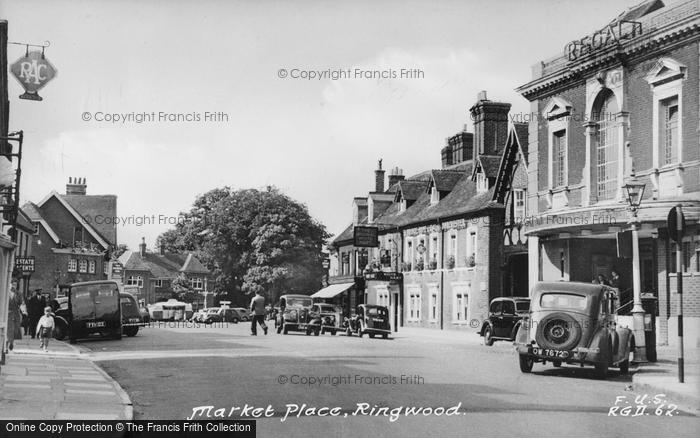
[66,280,122,343]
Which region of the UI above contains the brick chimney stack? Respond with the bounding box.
[388,167,405,187]
[139,237,147,256]
[469,90,511,159]
[66,177,87,195]
[374,159,385,192]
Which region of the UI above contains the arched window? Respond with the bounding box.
[594,90,619,201]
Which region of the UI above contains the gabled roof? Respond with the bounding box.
[37,191,113,249]
[473,155,502,179]
[21,202,60,244]
[62,194,118,246]
[395,180,429,202]
[494,124,530,204]
[513,123,529,164]
[430,169,465,192]
[16,207,35,232]
[179,253,210,274]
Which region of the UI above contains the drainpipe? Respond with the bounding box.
[439,219,444,330]
[397,227,403,331]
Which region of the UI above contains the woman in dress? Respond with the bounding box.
[6,286,22,351]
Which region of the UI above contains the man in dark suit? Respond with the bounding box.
[27,289,46,339]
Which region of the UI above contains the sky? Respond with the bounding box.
[0,0,655,250]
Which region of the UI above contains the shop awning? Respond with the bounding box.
[311,283,354,299]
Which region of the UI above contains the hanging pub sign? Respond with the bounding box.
[10,49,57,101]
[14,256,35,273]
[353,226,379,247]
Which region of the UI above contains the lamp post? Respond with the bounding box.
[623,175,647,363]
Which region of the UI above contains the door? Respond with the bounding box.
[489,301,503,336]
[497,300,516,338]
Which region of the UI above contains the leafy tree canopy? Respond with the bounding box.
[156,186,329,303]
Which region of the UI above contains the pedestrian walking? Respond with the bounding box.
[250,291,268,336]
[36,306,55,352]
[27,289,46,339]
[20,301,29,335]
[5,286,22,351]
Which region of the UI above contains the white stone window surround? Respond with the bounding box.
[583,68,627,207]
[452,281,471,323]
[645,58,686,198]
[428,283,439,322]
[429,232,440,268]
[466,226,478,267]
[406,285,422,322]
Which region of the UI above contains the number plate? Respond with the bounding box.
[532,347,569,358]
[86,321,106,328]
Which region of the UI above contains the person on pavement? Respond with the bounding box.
[36,306,55,352]
[250,291,268,336]
[5,286,22,352]
[27,289,46,339]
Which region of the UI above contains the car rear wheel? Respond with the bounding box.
[232,318,239,324]
[314,328,320,336]
[330,330,337,336]
[483,326,494,346]
[124,326,139,337]
[595,343,612,380]
[519,354,534,373]
[382,333,388,339]
[357,323,364,338]
[53,323,67,341]
[369,333,375,339]
[283,324,289,335]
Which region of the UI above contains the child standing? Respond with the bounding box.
[36,306,55,352]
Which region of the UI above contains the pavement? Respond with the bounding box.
[0,337,133,420]
[632,344,700,412]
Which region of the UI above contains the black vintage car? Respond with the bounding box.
[54,280,122,343]
[515,282,634,379]
[345,304,391,339]
[479,297,530,346]
[275,294,315,335]
[311,303,343,335]
[120,292,146,337]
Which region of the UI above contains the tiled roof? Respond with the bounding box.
[331,223,354,246]
[396,180,429,202]
[476,155,502,178]
[21,202,44,221]
[443,161,474,173]
[61,194,118,246]
[119,250,210,278]
[417,174,501,222]
[432,170,465,192]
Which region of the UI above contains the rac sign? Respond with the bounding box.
[10,50,57,101]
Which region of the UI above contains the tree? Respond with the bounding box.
[156,186,329,303]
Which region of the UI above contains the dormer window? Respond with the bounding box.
[430,186,439,205]
[399,198,407,212]
[477,172,488,192]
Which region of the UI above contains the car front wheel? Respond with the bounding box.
[483,326,494,346]
[519,354,534,373]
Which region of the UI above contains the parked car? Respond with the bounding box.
[313,303,343,335]
[514,281,634,379]
[345,304,391,339]
[120,292,146,337]
[190,308,208,323]
[232,307,251,321]
[275,294,315,335]
[202,307,242,324]
[53,280,122,343]
[479,297,530,346]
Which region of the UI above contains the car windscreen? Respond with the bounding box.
[516,301,530,312]
[539,293,587,311]
[367,307,387,317]
[287,298,312,307]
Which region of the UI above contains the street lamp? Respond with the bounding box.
[623,175,646,363]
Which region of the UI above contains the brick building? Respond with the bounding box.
[22,178,117,297]
[119,238,212,306]
[328,91,527,331]
[516,0,700,346]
